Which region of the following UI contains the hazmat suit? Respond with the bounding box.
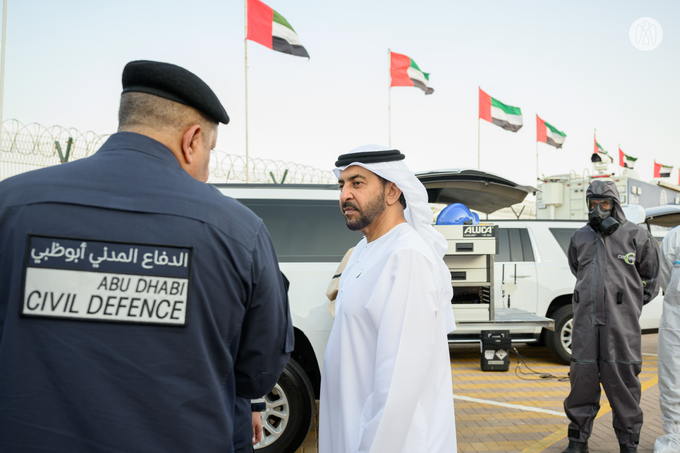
[654,225,680,453]
[565,180,660,450]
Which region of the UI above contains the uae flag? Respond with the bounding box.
[390,52,434,94]
[536,115,566,148]
[654,161,673,178]
[594,136,607,154]
[247,0,309,58]
[479,88,523,132]
[619,148,637,168]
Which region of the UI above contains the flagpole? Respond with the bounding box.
[536,140,539,184]
[593,128,596,179]
[477,119,480,170]
[388,49,391,148]
[0,0,7,151]
[535,114,539,183]
[244,0,250,183]
[477,86,480,170]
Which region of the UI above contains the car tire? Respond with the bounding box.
[546,305,573,365]
[254,358,315,453]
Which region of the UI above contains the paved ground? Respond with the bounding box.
[294,334,662,453]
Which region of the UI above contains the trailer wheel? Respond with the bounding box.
[546,305,573,365]
[254,358,315,453]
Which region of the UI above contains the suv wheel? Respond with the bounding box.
[546,305,573,365]
[255,358,315,453]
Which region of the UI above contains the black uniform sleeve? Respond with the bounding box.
[636,231,661,305]
[233,397,254,452]
[234,223,294,399]
[568,235,579,278]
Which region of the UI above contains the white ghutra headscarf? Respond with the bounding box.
[333,144,448,259]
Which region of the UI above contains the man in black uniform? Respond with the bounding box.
[563,180,659,453]
[0,61,293,453]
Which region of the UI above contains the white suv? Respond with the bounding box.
[215,181,669,453]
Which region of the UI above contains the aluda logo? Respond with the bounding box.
[617,253,636,265]
[463,226,494,237]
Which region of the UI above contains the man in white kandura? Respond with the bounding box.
[319,145,457,453]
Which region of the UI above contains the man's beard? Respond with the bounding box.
[342,190,386,231]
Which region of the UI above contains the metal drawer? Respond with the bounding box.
[449,268,488,283]
[446,240,496,255]
[444,255,487,269]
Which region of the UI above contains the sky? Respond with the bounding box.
[2,1,679,188]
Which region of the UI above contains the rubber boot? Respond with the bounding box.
[619,443,637,453]
[562,440,589,453]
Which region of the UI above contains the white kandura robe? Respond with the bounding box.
[319,223,456,453]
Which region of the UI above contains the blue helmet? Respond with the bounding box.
[436,203,479,225]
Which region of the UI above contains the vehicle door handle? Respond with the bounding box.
[509,275,531,278]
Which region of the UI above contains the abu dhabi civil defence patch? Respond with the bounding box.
[22,235,192,326]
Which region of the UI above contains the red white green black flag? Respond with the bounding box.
[536,115,566,148]
[594,135,607,154]
[619,148,637,168]
[247,0,309,58]
[390,51,434,95]
[479,88,523,132]
[654,161,673,178]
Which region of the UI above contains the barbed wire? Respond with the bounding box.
[0,119,108,179]
[209,150,335,184]
[0,119,336,184]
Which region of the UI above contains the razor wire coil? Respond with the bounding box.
[0,119,335,184]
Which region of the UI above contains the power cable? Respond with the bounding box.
[511,347,570,381]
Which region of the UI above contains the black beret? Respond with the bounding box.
[335,149,405,167]
[122,60,229,124]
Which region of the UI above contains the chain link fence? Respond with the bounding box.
[0,119,335,184]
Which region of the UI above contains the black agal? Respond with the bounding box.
[335,149,405,167]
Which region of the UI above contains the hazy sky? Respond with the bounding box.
[2,1,679,186]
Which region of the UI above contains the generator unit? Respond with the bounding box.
[435,223,499,322]
[480,330,511,371]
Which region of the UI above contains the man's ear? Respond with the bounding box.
[181,125,202,164]
[385,182,402,207]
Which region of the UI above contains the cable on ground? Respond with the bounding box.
[510,347,570,382]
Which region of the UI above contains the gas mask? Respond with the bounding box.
[587,198,619,235]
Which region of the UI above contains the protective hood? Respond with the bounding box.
[586,180,627,224]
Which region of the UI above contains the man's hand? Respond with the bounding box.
[252,411,263,445]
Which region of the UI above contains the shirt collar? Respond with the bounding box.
[97,132,181,167]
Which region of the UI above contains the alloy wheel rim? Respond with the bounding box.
[561,318,573,355]
[254,383,290,449]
